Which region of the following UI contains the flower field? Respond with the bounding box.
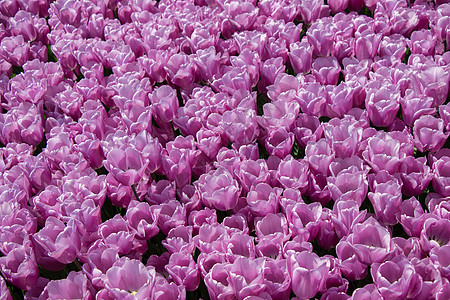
[1,0,450,299]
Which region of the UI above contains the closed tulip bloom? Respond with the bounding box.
[355,29,382,60]
[298,0,324,24]
[312,56,341,85]
[286,202,322,241]
[247,183,282,217]
[328,170,368,207]
[368,180,403,225]
[196,167,240,211]
[162,226,194,255]
[264,127,295,159]
[164,53,195,90]
[371,255,422,300]
[398,197,426,238]
[413,115,449,153]
[228,257,266,299]
[166,252,200,292]
[289,41,313,74]
[104,147,148,186]
[306,139,335,176]
[125,200,159,240]
[336,240,369,281]
[204,263,234,300]
[288,251,329,299]
[150,85,178,123]
[276,155,309,192]
[255,213,290,244]
[401,90,436,127]
[220,108,259,147]
[398,157,433,196]
[293,114,323,148]
[331,200,367,239]
[365,84,400,128]
[155,200,186,235]
[98,215,135,255]
[362,132,405,174]
[263,259,291,300]
[234,159,270,194]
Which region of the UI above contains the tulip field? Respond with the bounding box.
[1,0,450,299]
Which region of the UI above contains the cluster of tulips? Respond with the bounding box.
[1,0,450,299]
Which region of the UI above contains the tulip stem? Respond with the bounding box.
[131,184,140,201]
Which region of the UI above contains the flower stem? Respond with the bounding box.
[131,184,140,201]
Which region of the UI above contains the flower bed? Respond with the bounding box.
[1,0,450,299]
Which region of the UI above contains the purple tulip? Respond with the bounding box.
[295,81,327,116]
[288,251,329,299]
[365,84,400,128]
[0,35,30,66]
[293,113,323,148]
[196,167,240,211]
[362,132,406,175]
[165,252,200,292]
[263,259,291,300]
[33,217,82,269]
[312,56,341,86]
[228,257,266,299]
[328,169,368,207]
[276,155,309,192]
[264,127,295,159]
[337,240,369,281]
[341,217,394,265]
[306,139,335,176]
[104,147,148,187]
[41,271,92,300]
[247,183,282,217]
[105,259,156,299]
[420,218,450,253]
[286,202,322,241]
[204,263,234,300]
[413,115,449,153]
[430,149,450,197]
[289,41,313,74]
[162,226,194,255]
[351,284,382,300]
[125,200,159,240]
[0,275,12,300]
[220,108,259,147]
[371,255,422,300]
[97,214,135,255]
[398,197,427,238]
[155,200,186,235]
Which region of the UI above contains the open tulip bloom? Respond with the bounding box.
[1,0,450,299]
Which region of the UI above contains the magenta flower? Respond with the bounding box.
[33,217,82,270]
[41,271,92,300]
[125,200,159,240]
[340,217,394,265]
[104,147,148,186]
[413,115,449,153]
[105,259,156,299]
[288,251,329,299]
[312,56,341,85]
[228,257,266,299]
[166,252,200,292]
[196,167,241,211]
[371,255,422,300]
